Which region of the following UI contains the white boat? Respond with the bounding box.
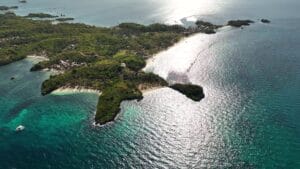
[16,125,25,132]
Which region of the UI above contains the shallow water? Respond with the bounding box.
[0,0,300,168]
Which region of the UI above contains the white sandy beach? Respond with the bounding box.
[27,55,49,61]
[51,86,101,95]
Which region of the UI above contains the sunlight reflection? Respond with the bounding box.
[157,0,221,24]
[144,33,218,79]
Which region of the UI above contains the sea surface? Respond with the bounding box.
[0,0,300,168]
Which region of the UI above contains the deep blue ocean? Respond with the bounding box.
[0,0,299,168]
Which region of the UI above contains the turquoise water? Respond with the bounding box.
[1,0,300,168]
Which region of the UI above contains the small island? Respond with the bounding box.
[227,20,254,27]
[26,13,58,18]
[195,20,222,34]
[261,19,271,23]
[56,17,74,22]
[0,12,257,125]
[0,6,18,11]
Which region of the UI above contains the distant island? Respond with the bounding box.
[0,12,258,125]
[55,17,74,22]
[26,13,58,18]
[0,6,18,11]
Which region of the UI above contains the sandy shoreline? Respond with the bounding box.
[138,83,164,94]
[52,85,162,96]
[51,86,101,95]
[27,55,49,61]
[141,86,164,94]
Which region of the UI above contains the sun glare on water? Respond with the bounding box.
[156,0,221,24]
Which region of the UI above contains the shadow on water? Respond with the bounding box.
[5,97,38,120]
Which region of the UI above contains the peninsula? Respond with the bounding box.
[0,12,255,124]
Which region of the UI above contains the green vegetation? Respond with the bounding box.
[26,13,58,18]
[227,20,254,27]
[0,13,235,124]
[169,84,205,101]
[113,50,145,71]
[96,81,143,124]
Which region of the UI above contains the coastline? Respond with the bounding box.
[138,83,164,93]
[140,86,164,94]
[0,13,247,125]
[142,32,204,79]
[143,34,193,71]
[143,25,237,77]
[51,86,101,95]
[27,55,64,75]
[51,85,162,95]
[26,55,49,62]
